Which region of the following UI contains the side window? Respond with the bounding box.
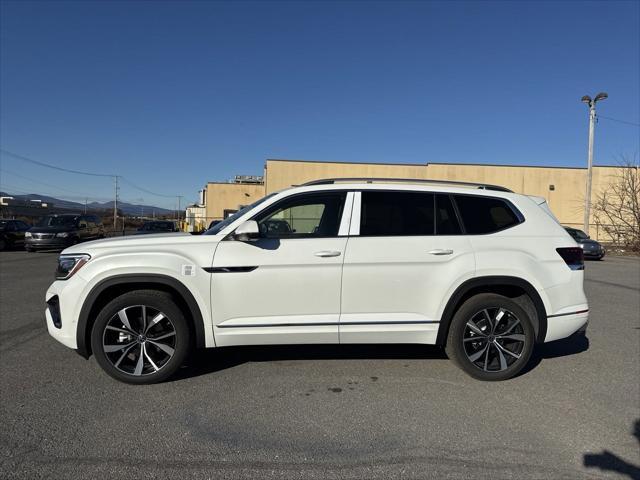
[6,222,17,232]
[360,191,434,236]
[453,195,521,234]
[435,195,462,235]
[254,192,346,238]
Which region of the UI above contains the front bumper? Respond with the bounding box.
[582,245,605,259]
[26,236,75,250]
[45,277,86,350]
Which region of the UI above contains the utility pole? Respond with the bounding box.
[177,195,183,221]
[113,175,119,233]
[580,92,608,235]
[84,197,87,214]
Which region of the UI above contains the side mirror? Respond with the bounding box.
[234,220,259,241]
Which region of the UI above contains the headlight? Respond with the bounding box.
[25,232,32,238]
[56,232,70,238]
[56,254,90,280]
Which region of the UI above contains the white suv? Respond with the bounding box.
[45,178,589,384]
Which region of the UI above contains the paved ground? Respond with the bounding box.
[0,251,638,479]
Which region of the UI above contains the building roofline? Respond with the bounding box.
[266,158,622,170]
[205,181,265,186]
[265,158,427,167]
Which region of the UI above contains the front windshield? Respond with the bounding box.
[141,222,173,231]
[37,216,79,227]
[567,228,588,240]
[204,193,276,235]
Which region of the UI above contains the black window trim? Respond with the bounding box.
[451,193,525,236]
[236,190,350,240]
[353,189,524,238]
[357,189,438,238]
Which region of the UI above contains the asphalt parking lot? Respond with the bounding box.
[0,251,638,479]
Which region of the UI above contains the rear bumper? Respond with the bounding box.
[544,308,589,342]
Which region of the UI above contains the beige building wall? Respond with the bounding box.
[264,159,431,192]
[204,182,265,222]
[204,159,624,241]
[264,159,621,239]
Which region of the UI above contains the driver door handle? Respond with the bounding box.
[315,250,341,257]
[428,249,454,256]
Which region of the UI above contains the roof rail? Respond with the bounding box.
[300,177,513,192]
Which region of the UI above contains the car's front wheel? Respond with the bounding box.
[446,293,535,381]
[91,290,191,384]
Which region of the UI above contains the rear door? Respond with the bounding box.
[210,191,353,346]
[339,190,475,344]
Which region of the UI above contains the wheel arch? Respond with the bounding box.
[436,276,548,346]
[76,274,206,358]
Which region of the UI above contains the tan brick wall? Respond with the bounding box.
[204,160,624,241]
[204,182,265,222]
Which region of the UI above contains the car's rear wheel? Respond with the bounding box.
[446,293,535,381]
[91,290,191,384]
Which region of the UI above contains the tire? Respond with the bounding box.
[445,293,535,381]
[0,238,6,251]
[25,245,34,252]
[91,290,191,384]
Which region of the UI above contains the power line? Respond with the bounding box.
[1,148,186,212]
[0,149,116,177]
[598,115,640,128]
[0,183,110,202]
[0,168,97,197]
[119,177,180,198]
[2,148,183,198]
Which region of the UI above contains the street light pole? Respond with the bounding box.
[581,92,607,235]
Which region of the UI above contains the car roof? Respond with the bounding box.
[280,182,519,199]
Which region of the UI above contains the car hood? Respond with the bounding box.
[61,232,220,255]
[29,226,76,233]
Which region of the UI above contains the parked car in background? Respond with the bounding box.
[136,221,178,234]
[25,214,104,251]
[0,219,31,250]
[564,227,605,260]
[207,219,222,230]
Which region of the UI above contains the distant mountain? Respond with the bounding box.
[0,192,174,216]
[85,200,174,216]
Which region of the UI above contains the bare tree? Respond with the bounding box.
[593,154,640,251]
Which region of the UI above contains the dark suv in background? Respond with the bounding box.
[25,214,105,251]
[564,226,605,260]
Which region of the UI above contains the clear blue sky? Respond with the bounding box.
[1,0,638,209]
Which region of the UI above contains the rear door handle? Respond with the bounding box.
[315,250,341,257]
[428,249,454,256]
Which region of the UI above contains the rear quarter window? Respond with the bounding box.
[453,195,522,234]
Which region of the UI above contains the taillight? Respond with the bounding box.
[556,247,584,270]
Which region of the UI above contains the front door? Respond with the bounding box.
[340,190,475,344]
[211,191,352,346]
